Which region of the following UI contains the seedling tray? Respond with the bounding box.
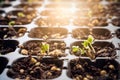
[0,0,120,80]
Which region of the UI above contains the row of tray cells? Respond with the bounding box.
[0,2,120,26]
[0,27,120,39]
[0,56,120,80]
[0,11,120,27]
[0,40,117,58]
[0,9,120,27]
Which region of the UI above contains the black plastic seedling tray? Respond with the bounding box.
[0,0,120,80]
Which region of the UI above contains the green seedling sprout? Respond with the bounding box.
[40,42,49,54]
[9,21,15,27]
[72,35,96,59]
[8,21,17,38]
[72,46,80,53]
[17,12,25,17]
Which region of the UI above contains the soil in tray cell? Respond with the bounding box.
[92,28,111,40]
[107,2,120,9]
[69,58,119,80]
[7,57,63,79]
[28,27,68,39]
[73,17,108,27]
[72,28,111,40]
[5,10,37,25]
[20,40,66,57]
[70,41,116,58]
[0,57,8,74]
[0,10,5,15]
[72,28,89,39]
[35,17,69,27]
[116,29,120,39]
[0,3,11,8]
[0,27,27,39]
[0,40,19,55]
[112,18,120,27]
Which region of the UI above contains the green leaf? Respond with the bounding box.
[82,40,89,48]
[72,46,79,53]
[41,42,49,53]
[17,12,25,17]
[87,35,94,44]
[9,21,15,27]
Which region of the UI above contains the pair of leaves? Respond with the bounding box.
[72,35,94,55]
[72,46,85,55]
[82,35,94,48]
[40,42,49,53]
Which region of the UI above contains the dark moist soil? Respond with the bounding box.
[112,18,120,26]
[72,28,111,40]
[35,17,69,27]
[69,58,119,80]
[107,2,120,9]
[1,0,16,2]
[20,40,66,57]
[7,57,63,79]
[0,16,32,25]
[71,41,116,57]
[0,57,8,74]
[116,29,120,39]
[0,40,19,55]
[0,10,5,15]
[0,16,14,25]
[28,27,68,39]
[0,3,11,8]
[92,28,111,40]
[0,27,27,39]
[106,0,120,2]
[108,9,120,17]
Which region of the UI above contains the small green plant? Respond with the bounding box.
[72,35,96,59]
[40,42,49,54]
[8,21,17,38]
[17,12,25,17]
[9,21,15,27]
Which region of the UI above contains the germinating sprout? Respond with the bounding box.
[17,12,25,17]
[72,35,96,59]
[9,21,15,27]
[40,42,49,54]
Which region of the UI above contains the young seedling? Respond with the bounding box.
[7,21,17,38]
[72,35,96,59]
[40,42,49,56]
[9,21,15,27]
[17,12,25,18]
